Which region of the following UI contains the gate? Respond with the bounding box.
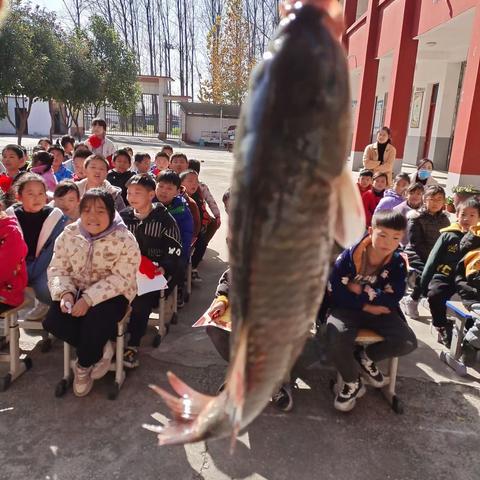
[83,94,159,138]
[165,100,182,141]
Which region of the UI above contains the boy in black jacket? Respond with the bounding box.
[421,198,480,346]
[120,174,182,367]
[107,149,135,206]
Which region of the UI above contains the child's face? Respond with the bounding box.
[373,176,387,191]
[155,156,169,171]
[80,199,111,236]
[358,175,372,189]
[114,155,131,173]
[136,157,151,174]
[407,190,423,208]
[55,191,80,218]
[38,140,50,150]
[162,147,173,158]
[170,157,188,174]
[457,206,480,232]
[181,173,199,196]
[2,149,23,174]
[425,193,445,214]
[85,159,108,186]
[92,124,106,137]
[156,181,179,206]
[19,181,47,213]
[394,179,409,196]
[64,142,74,155]
[127,184,155,211]
[51,150,65,170]
[73,157,86,179]
[369,226,403,255]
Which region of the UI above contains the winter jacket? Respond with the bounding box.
[165,195,194,261]
[192,188,212,232]
[0,215,28,307]
[120,204,182,278]
[362,188,385,227]
[76,178,126,212]
[200,182,221,219]
[106,170,135,205]
[409,172,438,187]
[328,235,407,311]
[180,189,201,239]
[48,219,140,306]
[456,225,480,308]
[357,183,371,195]
[393,201,418,247]
[54,165,73,182]
[6,205,66,274]
[363,142,396,185]
[30,165,57,193]
[420,222,465,293]
[85,136,116,167]
[374,189,405,213]
[404,209,450,264]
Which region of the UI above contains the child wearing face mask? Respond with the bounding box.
[409,159,438,187]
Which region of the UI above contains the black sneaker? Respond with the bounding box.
[355,349,389,388]
[436,325,453,348]
[123,347,139,369]
[192,269,203,283]
[271,383,293,412]
[334,376,366,412]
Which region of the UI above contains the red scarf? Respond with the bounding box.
[88,134,102,149]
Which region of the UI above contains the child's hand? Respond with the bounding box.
[60,293,75,314]
[347,282,363,295]
[71,298,90,317]
[155,266,165,276]
[363,304,391,315]
[208,300,227,319]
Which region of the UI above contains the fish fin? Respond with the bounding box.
[333,166,366,247]
[166,371,213,404]
[225,326,248,453]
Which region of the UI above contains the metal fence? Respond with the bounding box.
[165,100,182,141]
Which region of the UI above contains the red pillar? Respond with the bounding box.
[447,4,480,190]
[383,0,418,175]
[350,0,380,171]
[342,0,359,49]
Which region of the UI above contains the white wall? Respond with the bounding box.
[185,116,239,144]
[0,97,50,136]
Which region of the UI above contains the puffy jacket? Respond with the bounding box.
[362,188,384,227]
[106,170,135,205]
[0,215,28,307]
[76,178,126,212]
[166,195,194,261]
[363,142,396,185]
[374,189,405,213]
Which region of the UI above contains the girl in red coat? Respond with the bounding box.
[362,172,387,227]
[0,191,28,314]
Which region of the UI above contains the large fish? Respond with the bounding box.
[145,0,365,446]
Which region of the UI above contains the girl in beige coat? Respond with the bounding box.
[363,127,396,186]
[43,189,140,397]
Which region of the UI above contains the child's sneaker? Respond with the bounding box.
[354,349,389,388]
[123,346,140,369]
[26,302,50,320]
[334,376,366,412]
[73,361,93,397]
[91,340,114,380]
[271,383,293,412]
[436,325,453,349]
[192,269,203,283]
[400,296,419,320]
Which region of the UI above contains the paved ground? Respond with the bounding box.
[0,135,479,480]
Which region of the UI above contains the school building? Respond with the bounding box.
[343,0,480,191]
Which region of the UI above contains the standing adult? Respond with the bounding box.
[363,127,396,186]
[409,158,438,187]
[85,118,116,169]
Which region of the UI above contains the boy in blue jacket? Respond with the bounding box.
[326,210,417,412]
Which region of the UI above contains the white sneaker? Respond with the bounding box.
[91,340,114,380]
[401,296,419,320]
[26,302,50,321]
[73,361,93,397]
[334,377,366,412]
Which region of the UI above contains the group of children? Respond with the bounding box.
[0,118,223,397]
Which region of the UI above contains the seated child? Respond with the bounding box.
[393,182,424,247]
[134,153,153,177]
[60,135,75,160]
[53,180,81,223]
[169,153,189,175]
[120,174,183,367]
[85,118,116,168]
[1,144,24,193]
[357,168,373,195]
[326,210,417,412]
[374,173,410,213]
[71,149,91,181]
[29,151,57,193]
[362,172,387,227]
[43,189,140,397]
[420,198,480,346]
[0,190,28,316]
[401,185,450,319]
[107,149,135,205]
[6,173,66,320]
[76,154,126,211]
[152,151,170,177]
[48,145,73,182]
[161,145,173,158]
[38,138,53,151]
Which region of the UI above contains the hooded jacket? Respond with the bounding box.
[420,222,466,292]
[76,178,126,212]
[165,195,194,261]
[0,215,28,307]
[374,189,405,213]
[328,235,407,311]
[48,218,140,306]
